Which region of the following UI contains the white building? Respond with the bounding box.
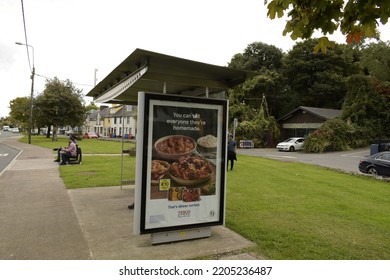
[84,105,137,138]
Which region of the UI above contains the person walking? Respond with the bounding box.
[227,134,237,171]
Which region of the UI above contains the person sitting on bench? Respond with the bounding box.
[60,138,77,165]
[54,136,77,162]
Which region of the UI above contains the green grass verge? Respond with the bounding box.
[19,135,136,188]
[60,155,136,189]
[19,136,390,259]
[226,155,390,259]
[19,134,135,154]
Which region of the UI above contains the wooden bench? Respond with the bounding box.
[68,146,82,164]
[122,148,136,156]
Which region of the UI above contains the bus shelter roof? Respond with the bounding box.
[86,48,252,104]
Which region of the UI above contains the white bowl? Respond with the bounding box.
[197,134,218,154]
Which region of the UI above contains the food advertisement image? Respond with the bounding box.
[140,93,227,233]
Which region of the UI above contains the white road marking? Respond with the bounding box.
[341,151,369,158]
[0,154,9,157]
[266,154,297,159]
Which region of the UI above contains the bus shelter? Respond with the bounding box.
[87,48,251,244]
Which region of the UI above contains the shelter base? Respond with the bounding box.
[151,227,211,245]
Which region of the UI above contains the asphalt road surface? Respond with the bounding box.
[0,132,21,175]
[237,147,371,174]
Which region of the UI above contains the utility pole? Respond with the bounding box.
[16,42,35,144]
[28,65,35,144]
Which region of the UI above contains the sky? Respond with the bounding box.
[1,0,389,118]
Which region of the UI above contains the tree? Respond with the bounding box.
[228,42,284,72]
[360,41,390,82]
[234,94,280,147]
[281,39,359,113]
[9,97,30,130]
[265,0,390,52]
[341,74,388,139]
[227,39,390,151]
[228,42,287,119]
[34,77,86,140]
[241,70,287,117]
[85,101,99,112]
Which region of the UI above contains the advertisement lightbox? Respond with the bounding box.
[134,92,228,234]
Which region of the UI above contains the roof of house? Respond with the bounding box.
[112,106,135,118]
[88,106,111,121]
[278,106,342,122]
[88,105,135,121]
[86,48,253,104]
[86,109,99,121]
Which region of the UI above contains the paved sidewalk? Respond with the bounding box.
[0,137,92,259]
[0,137,256,260]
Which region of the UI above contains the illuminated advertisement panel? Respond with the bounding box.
[136,92,227,234]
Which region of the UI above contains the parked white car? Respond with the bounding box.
[11,128,20,133]
[276,137,305,152]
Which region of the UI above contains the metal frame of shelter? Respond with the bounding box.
[87,48,251,103]
[86,48,252,243]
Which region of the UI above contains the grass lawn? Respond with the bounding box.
[19,135,136,188]
[19,136,390,259]
[19,134,135,154]
[60,155,136,189]
[226,155,390,259]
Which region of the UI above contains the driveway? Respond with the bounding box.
[237,148,370,174]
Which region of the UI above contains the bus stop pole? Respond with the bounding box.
[233,118,238,140]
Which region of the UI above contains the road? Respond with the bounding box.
[236,147,371,174]
[0,131,22,175]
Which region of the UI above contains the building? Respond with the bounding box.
[84,106,109,136]
[109,105,137,138]
[278,106,342,139]
[84,104,137,138]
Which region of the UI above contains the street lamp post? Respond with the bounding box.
[16,42,35,144]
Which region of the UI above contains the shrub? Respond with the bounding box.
[235,118,280,148]
[304,119,355,153]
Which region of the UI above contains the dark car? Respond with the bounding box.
[358,151,390,177]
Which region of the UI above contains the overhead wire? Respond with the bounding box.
[20,0,32,73]
[19,0,93,90]
[35,73,93,87]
